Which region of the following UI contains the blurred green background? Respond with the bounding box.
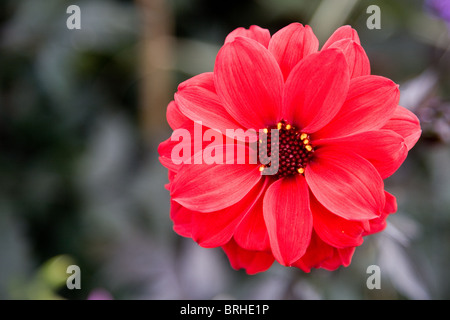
[1,0,449,300]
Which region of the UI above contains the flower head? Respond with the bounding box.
[158,23,421,274]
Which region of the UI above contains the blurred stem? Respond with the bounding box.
[136,0,174,142]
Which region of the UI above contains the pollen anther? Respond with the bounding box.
[258,120,315,179]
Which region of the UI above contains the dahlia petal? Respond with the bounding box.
[214,37,284,130]
[295,233,355,272]
[364,191,397,236]
[224,25,271,48]
[268,23,319,81]
[222,238,274,275]
[263,175,313,266]
[171,156,261,213]
[315,130,408,179]
[166,100,189,130]
[283,49,350,133]
[167,169,176,187]
[322,25,360,49]
[320,246,355,271]
[191,207,243,248]
[234,184,271,251]
[175,72,245,136]
[314,75,400,139]
[383,190,398,215]
[178,71,216,92]
[311,194,365,248]
[158,121,217,173]
[305,147,385,220]
[381,105,422,151]
[158,135,188,172]
[190,179,267,248]
[170,200,192,237]
[326,39,370,78]
[292,232,334,273]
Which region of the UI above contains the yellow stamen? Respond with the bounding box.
[259,165,265,172]
[277,122,282,130]
[285,124,292,130]
[263,128,269,134]
[303,139,310,145]
[305,145,313,152]
[300,133,308,140]
[297,167,305,174]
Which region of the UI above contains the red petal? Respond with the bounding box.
[364,191,397,236]
[158,121,215,173]
[263,175,313,266]
[224,25,271,48]
[190,179,267,248]
[383,190,398,214]
[175,72,245,136]
[214,37,284,130]
[311,194,365,248]
[166,100,189,130]
[314,75,400,139]
[381,105,421,151]
[178,71,216,92]
[315,130,408,179]
[325,39,370,78]
[292,232,334,272]
[170,200,192,237]
[322,25,360,49]
[319,246,355,271]
[233,181,271,251]
[305,147,385,220]
[171,158,261,212]
[158,135,189,173]
[283,49,350,133]
[222,238,274,275]
[268,23,319,81]
[167,169,176,187]
[295,233,356,272]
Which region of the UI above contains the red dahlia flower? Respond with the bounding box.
[158,23,421,274]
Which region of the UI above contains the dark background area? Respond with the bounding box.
[0,0,449,299]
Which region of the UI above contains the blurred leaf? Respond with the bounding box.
[378,230,431,300]
[38,255,76,291]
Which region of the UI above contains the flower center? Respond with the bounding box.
[258,120,314,178]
